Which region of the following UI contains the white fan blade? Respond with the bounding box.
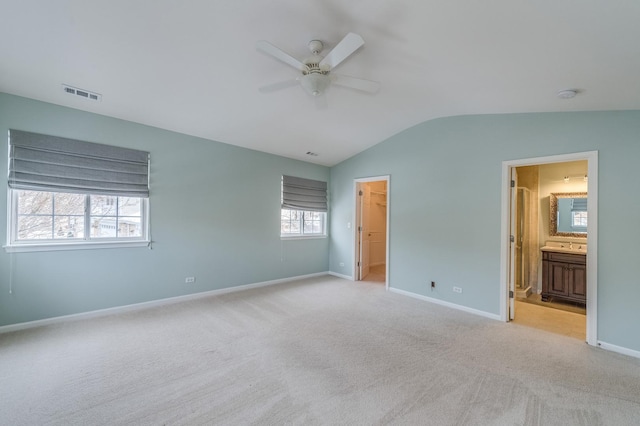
[256,40,305,70]
[259,79,299,93]
[332,74,380,93]
[319,33,364,69]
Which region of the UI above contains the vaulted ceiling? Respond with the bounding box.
[1,1,639,166]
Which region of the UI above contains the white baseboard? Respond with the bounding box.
[597,341,640,360]
[328,271,353,281]
[0,272,329,334]
[390,289,640,359]
[388,287,501,321]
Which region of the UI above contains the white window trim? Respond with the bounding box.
[4,240,150,253]
[280,234,327,240]
[280,209,327,239]
[571,211,587,228]
[5,189,150,253]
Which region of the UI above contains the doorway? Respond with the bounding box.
[354,176,389,288]
[500,152,598,346]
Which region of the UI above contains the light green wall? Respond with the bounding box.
[0,93,329,326]
[4,92,640,355]
[330,111,640,352]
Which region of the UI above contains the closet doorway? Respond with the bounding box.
[354,176,389,288]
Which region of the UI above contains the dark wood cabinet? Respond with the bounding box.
[541,251,586,305]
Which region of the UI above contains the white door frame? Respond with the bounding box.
[499,151,598,346]
[356,182,371,280]
[353,175,390,290]
[508,168,518,320]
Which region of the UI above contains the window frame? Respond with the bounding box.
[571,210,588,230]
[5,189,150,252]
[280,208,327,239]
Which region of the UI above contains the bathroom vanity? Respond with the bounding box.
[541,243,587,305]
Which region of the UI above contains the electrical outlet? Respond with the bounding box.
[431,281,435,289]
[339,262,345,267]
[453,286,462,294]
[185,277,195,283]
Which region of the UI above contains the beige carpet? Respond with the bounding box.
[1,275,640,425]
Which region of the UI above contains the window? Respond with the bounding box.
[6,129,150,251]
[281,175,327,238]
[570,197,587,230]
[572,211,587,228]
[281,209,326,236]
[11,190,147,242]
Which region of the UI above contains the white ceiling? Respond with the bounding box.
[1,1,639,166]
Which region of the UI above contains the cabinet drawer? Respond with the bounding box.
[542,251,586,264]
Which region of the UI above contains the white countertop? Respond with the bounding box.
[541,241,587,254]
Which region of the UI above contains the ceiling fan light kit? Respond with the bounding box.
[301,73,330,97]
[256,32,380,98]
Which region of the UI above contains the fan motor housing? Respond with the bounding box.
[302,62,329,76]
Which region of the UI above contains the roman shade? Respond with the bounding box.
[282,175,327,212]
[8,129,150,197]
[571,198,587,211]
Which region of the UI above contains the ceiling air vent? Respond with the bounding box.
[62,84,102,101]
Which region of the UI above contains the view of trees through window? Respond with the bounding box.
[15,190,143,241]
[281,209,325,236]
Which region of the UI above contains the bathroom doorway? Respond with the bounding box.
[354,176,389,287]
[500,152,598,346]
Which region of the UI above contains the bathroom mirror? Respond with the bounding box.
[549,192,588,237]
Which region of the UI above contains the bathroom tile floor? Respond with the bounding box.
[517,293,586,315]
[513,300,586,341]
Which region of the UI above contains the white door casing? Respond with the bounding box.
[500,151,598,346]
[508,168,518,320]
[361,184,371,279]
[353,176,390,289]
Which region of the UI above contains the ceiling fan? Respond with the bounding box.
[256,33,380,98]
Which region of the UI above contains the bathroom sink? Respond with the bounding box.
[541,241,587,254]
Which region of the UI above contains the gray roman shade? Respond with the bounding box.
[8,129,150,197]
[282,175,327,212]
[571,198,587,211]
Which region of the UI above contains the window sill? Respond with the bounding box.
[280,235,327,240]
[4,240,151,253]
